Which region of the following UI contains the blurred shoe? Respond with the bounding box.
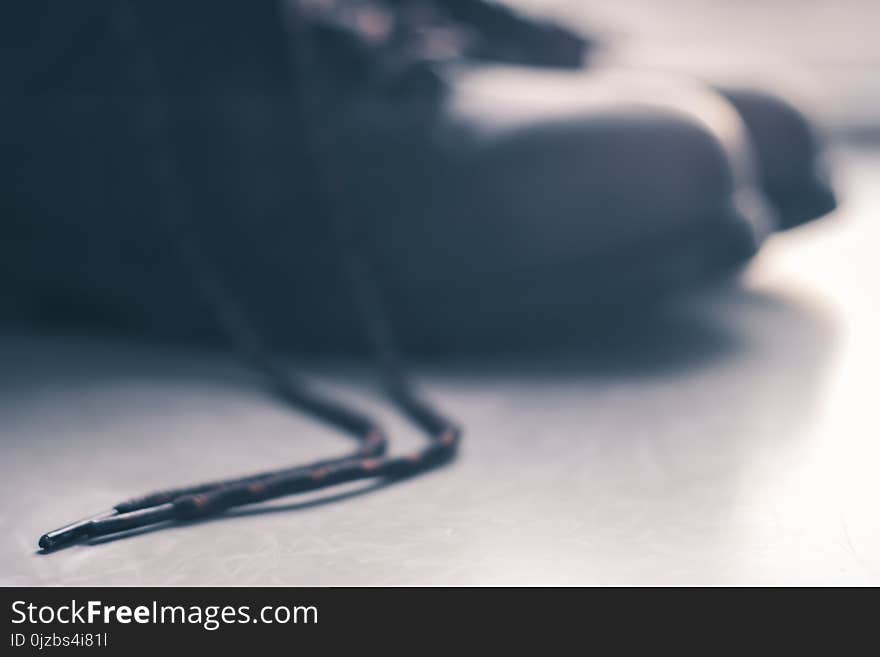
[243,1,775,349]
[0,0,772,352]
[424,0,837,230]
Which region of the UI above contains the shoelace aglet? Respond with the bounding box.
[38,509,118,551]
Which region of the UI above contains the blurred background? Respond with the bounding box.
[516,0,880,135]
[1,1,879,585]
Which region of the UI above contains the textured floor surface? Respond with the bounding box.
[1,146,878,585]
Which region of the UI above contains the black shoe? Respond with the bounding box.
[0,0,772,352]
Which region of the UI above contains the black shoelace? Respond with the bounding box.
[38,0,461,551]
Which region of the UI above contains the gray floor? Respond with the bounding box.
[2,147,878,586]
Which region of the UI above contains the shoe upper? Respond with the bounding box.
[293,5,771,291]
[1,0,771,351]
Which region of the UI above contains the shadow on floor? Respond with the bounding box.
[2,276,839,558]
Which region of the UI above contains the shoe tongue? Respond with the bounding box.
[299,0,464,98]
[299,0,589,98]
